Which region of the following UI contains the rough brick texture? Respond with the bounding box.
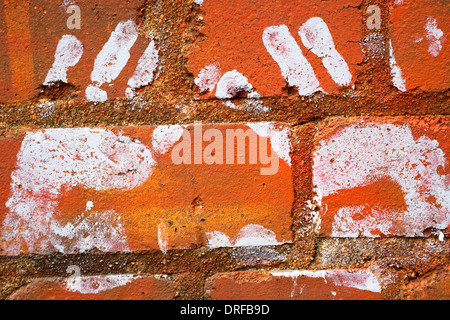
[0,0,448,301]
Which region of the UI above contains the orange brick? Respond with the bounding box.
[205,270,383,300]
[0,0,156,103]
[312,116,450,237]
[9,274,177,300]
[188,0,363,98]
[0,122,293,255]
[390,0,449,91]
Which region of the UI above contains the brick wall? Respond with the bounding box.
[0,0,448,300]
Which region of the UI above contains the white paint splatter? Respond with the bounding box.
[86,20,138,102]
[1,128,155,255]
[126,39,159,99]
[44,35,83,85]
[85,85,108,103]
[247,122,292,166]
[271,269,382,293]
[313,121,450,237]
[206,224,289,249]
[221,99,270,115]
[158,222,169,254]
[262,25,321,96]
[298,17,352,86]
[361,33,386,59]
[195,63,222,93]
[86,201,94,211]
[389,40,406,92]
[37,101,55,118]
[194,0,203,5]
[425,17,444,57]
[393,0,404,5]
[215,70,253,99]
[66,274,139,294]
[151,125,186,154]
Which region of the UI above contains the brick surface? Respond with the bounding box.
[312,116,450,237]
[205,270,383,300]
[188,0,363,99]
[0,0,156,103]
[9,274,177,300]
[390,0,449,92]
[401,265,450,300]
[0,122,293,255]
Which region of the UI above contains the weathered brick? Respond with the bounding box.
[0,122,293,255]
[401,265,450,300]
[0,0,157,103]
[205,270,383,300]
[312,116,450,237]
[389,0,449,92]
[9,274,177,300]
[188,0,363,99]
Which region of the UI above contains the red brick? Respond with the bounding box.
[390,0,449,92]
[205,270,383,300]
[9,274,177,300]
[401,266,450,300]
[188,0,363,99]
[0,122,293,255]
[0,0,156,103]
[312,116,450,237]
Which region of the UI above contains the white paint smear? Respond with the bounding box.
[195,63,222,93]
[86,20,138,101]
[425,17,444,57]
[206,224,289,249]
[126,39,159,99]
[247,122,292,166]
[389,40,406,92]
[271,270,382,293]
[313,121,450,237]
[215,70,253,99]
[263,25,321,96]
[298,17,352,86]
[1,128,155,255]
[44,35,83,85]
[157,222,169,254]
[66,274,139,294]
[151,125,186,154]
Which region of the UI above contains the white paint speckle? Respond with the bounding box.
[262,25,321,96]
[215,70,253,99]
[158,222,169,254]
[86,20,138,102]
[271,269,382,293]
[425,17,444,57]
[247,122,292,166]
[389,40,406,92]
[86,201,94,211]
[298,17,352,86]
[44,35,83,85]
[1,128,155,255]
[126,39,159,99]
[66,274,139,294]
